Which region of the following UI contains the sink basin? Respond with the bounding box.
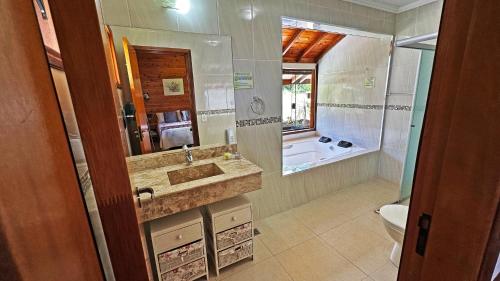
[167,163,224,185]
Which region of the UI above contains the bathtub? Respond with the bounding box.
[282,137,365,174]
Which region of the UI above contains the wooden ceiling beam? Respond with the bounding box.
[298,32,329,62]
[283,29,304,56]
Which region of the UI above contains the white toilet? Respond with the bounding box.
[380,204,409,267]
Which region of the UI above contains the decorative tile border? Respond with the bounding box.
[234,104,412,128]
[317,103,384,110]
[197,108,236,116]
[385,105,412,111]
[317,103,412,111]
[236,116,282,127]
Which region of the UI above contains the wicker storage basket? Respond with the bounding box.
[217,240,253,268]
[161,258,206,281]
[158,240,204,273]
[216,223,252,250]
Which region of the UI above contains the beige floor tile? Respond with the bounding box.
[210,237,273,280]
[355,211,393,242]
[256,210,315,255]
[320,215,393,275]
[370,261,398,281]
[290,189,375,234]
[276,237,367,281]
[221,257,293,281]
[352,179,400,207]
[291,205,353,235]
[212,178,402,281]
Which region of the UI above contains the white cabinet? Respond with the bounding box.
[202,196,254,276]
[148,208,209,281]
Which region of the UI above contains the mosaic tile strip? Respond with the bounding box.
[236,116,282,127]
[317,103,412,111]
[197,108,236,116]
[317,103,384,110]
[385,105,412,111]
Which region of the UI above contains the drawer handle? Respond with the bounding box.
[177,234,183,240]
[231,216,237,221]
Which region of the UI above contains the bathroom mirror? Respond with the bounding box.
[109,26,237,155]
[281,18,393,175]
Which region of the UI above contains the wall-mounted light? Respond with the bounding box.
[160,0,191,15]
[205,40,220,47]
[240,7,253,21]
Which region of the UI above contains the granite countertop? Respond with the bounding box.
[130,156,262,200]
[129,154,263,222]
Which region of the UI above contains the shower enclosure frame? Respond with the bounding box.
[392,32,438,202]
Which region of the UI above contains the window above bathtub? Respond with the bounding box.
[282,67,317,134]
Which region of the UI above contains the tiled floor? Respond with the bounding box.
[211,178,400,281]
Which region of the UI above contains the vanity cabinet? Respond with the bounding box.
[148,208,209,281]
[202,195,254,276]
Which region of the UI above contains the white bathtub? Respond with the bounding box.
[282,137,365,174]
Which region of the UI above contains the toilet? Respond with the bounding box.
[380,204,409,267]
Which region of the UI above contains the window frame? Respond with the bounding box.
[282,67,318,135]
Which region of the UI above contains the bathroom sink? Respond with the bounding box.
[167,163,224,185]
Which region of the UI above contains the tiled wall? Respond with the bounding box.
[378,0,443,184]
[316,35,391,150]
[97,0,398,219]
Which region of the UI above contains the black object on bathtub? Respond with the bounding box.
[319,136,332,143]
[338,140,353,148]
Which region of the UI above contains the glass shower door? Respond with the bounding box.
[400,50,435,199]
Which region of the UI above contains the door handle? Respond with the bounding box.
[133,128,142,140]
[134,127,146,141]
[416,213,432,256]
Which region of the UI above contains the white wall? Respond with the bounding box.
[316,35,391,150]
[97,0,400,219]
[378,0,443,184]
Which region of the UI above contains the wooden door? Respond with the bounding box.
[398,0,500,280]
[0,1,104,280]
[46,1,150,280]
[134,46,201,147]
[123,37,152,154]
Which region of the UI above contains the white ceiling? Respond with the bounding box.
[343,0,438,13]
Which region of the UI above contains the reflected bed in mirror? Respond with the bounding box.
[281,18,393,175]
[109,26,237,156]
[149,110,194,151]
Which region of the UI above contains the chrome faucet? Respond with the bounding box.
[183,145,193,165]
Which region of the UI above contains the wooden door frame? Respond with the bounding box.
[0,1,104,280]
[133,45,201,147]
[35,0,499,280]
[399,0,500,280]
[46,1,150,280]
